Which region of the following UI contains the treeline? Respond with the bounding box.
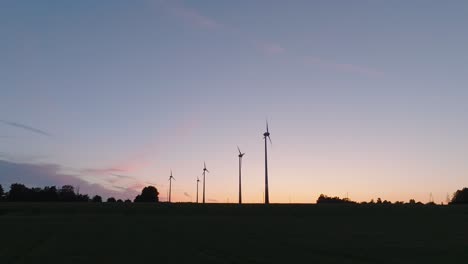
[317,194,421,205]
[0,183,159,203]
[317,188,468,205]
[2,183,468,204]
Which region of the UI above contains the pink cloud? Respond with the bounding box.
[168,3,222,30]
[156,1,288,57]
[81,167,126,175]
[82,154,151,176]
[258,42,285,55]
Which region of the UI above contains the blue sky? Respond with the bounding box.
[1,0,468,202]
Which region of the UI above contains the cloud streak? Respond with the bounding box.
[158,1,287,57]
[110,173,135,180]
[166,2,222,29]
[256,42,286,55]
[158,2,384,78]
[0,120,51,137]
[80,168,126,175]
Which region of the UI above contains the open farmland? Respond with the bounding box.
[1,203,467,264]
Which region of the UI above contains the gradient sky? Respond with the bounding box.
[1,0,468,203]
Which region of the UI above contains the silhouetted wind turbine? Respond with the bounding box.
[263,121,272,204]
[168,170,175,203]
[237,146,245,204]
[202,162,209,204]
[196,177,200,203]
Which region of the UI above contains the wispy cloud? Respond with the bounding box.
[81,157,150,175]
[305,57,384,77]
[103,173,136,184]
[166,2,222,30]
[145,181,160,187]
[256,42,286,55]
[110,173,135,180]
[0,120,51,137]
[112,185,128,191]
[81,167,126,175]
[158,1,385,78]
[157,1,287,57]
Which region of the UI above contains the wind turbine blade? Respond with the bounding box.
[268,136,272,145]
[237,146,241,155]
[266,120,269,133]
[206,169,210,173]
[204,161,206,169]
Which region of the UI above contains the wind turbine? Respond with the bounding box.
[168,170,175,203]
[237,146,245,204]
[202,162,210,204]
[196,177,200,203]
[263,121,272,204]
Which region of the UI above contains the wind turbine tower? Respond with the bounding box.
[237,146,245,204]
[168,170,175,203]
[196,177,200,203]
[263,121,272,204]
[202,162,210,204]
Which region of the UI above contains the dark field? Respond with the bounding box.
[1,203,467,263]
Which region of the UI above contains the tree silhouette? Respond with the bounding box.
[76,194,90,202]
[316,194,355,204]
[134,186,159,203]
[8,183,31,201]
[92,195,102,203]
[124,199,131,203]
[107,197,116,203]
[450,188,468,204]
[58,185,76,202]
[0,184,4,200]
[42,186,59,201]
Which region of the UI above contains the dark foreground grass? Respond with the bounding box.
[0,203,467,264]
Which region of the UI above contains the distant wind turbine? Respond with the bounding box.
[263,121,272,204]
[168,170,175,203]
[202,162,210,204]
[237,146,245,204]
[196,177,200,203]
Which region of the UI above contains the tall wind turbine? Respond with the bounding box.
[196,177,200,203]
[168,170,175,203]
[202,162,209,204]
[263,121,272,204]
[237,146,245,204]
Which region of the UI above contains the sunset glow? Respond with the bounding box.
[1,1,468,204]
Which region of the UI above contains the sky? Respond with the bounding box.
[1,0,468,203]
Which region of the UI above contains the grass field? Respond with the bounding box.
[1,203,467,263]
